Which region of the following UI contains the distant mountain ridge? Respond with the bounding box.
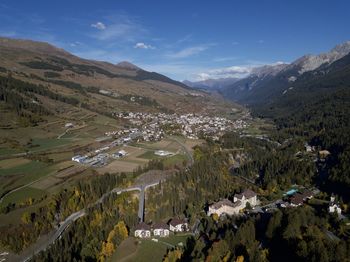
[218,40,350,104]
[183,77,239,91]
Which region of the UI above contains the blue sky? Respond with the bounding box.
[1,0,350,81]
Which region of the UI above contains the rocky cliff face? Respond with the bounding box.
[290,41,350,74]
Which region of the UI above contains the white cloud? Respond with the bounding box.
[195,65,253,80]
[91,22,106,30]
[90,14,147,42]
[134,42,155,49]
[73,49,131,63]
[176,34,192,44]
[138,62,209,81]
[213,56,238,62]
[69,41,82,47]
[166,45,210,59]
[194,60,288,81]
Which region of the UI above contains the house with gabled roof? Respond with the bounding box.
[169,218,188,232]
[153,222,170,237]
[234,189,258,207]
[134,222,151,238]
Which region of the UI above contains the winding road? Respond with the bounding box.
[166,135,194,166]
[20,181,161,262]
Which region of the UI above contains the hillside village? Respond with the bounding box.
[112,112,248,140]
[70,112,248,167]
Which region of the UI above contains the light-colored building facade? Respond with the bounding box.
[208,199,242,216]
[153,223,170,237]
[169,219,188,232]
[134,223,151,238]
[233,189,257,207]
[208,189,258,217]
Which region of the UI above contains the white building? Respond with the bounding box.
[329,203,342,214]
[208,189,258,217]
[155,150,173,156]
[153,223,170,237]
[169,219,188,232]
[134,223,151,238]
[72,155,87,163]
[329,195,342,215]
[234,189,258,207]
[208,199,242,216]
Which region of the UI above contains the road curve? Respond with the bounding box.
[21,182,159,262]
[165,136,194,166]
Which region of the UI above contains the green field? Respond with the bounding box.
[0,147,22,156]
[138,150,159,159]
[0,160,51,196]
[112,234,191,262]
[29,138,72,152]
[163,154,187,167]
[0,186,46,208]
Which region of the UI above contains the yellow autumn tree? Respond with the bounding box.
[236,255,244,262]
[99,220,129,260]
[163,248,183,262]
[114,221,128,243]
[21,212,31,224]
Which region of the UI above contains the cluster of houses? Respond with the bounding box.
[277,189,342,216]
[329,195,342,215]
[113,112,248,140]
[207,189,258,217]
[134,219,189,238]
[280,190,315,207]
[105,120,164,142]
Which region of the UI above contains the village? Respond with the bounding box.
[112,112,248,140]
[70,112,248,168]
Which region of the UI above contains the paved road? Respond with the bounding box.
[20,181,160,262]
[166,136,194,166]
[325,230,340,241]
[0,177,45,204]
[137,181,162,222]
[138,186,145,222]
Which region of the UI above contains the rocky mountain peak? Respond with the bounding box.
[250,63,288,77]
[292,40,350,74]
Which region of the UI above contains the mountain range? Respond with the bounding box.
[0,37,236,128]
[185,41,350,106]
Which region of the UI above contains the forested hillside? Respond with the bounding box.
[252,53,350,198]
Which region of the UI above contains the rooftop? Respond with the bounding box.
[235,189,257,200]
[153,222,169,230]
[210,199,242,209]
[135,222,151,231]
[169,218,186,226]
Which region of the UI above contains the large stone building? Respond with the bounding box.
[208,189,258,217]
